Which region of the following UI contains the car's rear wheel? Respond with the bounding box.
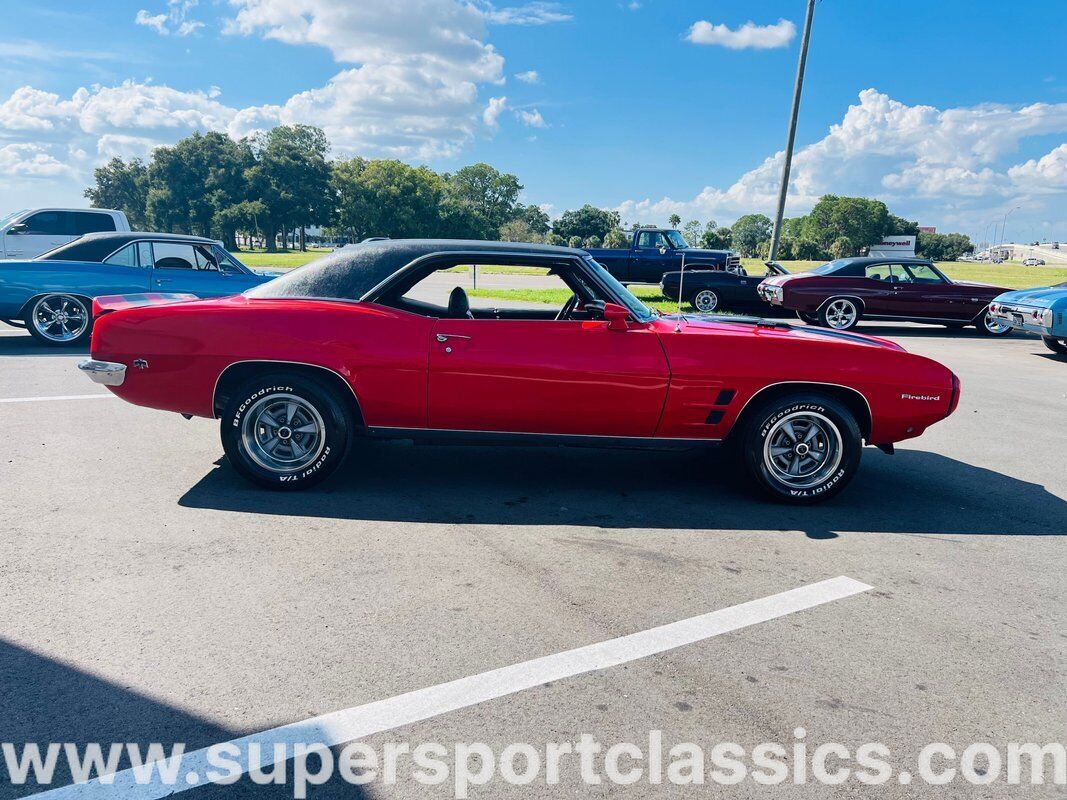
[1043,335,1067,354]
[819,298,861,331]
[220,373,353,490]
[690,289,719,313]
[24,294,91,346]
[976,308,1013,337]
[740,393,862,504]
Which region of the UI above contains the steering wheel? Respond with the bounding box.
[556,293,578,321]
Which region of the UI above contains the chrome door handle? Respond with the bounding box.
[436,333,471,342]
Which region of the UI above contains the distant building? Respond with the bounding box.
[918,226,937,234]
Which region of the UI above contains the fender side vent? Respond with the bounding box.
[705,410,725,424]
[714,389,736,406]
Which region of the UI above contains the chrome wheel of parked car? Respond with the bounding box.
[1043,335,1067,354]
[26,294,90,346]
[241,393,326,475]
[221,373,354,490]
[692,289,719,313]
[820,298,860,331]
[762,411,843,491]
[977,310,1013,337]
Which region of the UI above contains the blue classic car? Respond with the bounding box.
[0,232,273,346]
[989,283,1067,355]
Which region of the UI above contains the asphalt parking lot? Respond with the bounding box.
[1,316,1064,799]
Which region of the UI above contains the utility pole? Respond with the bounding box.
[768,0,817,262]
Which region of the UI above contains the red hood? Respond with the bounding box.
[652,314,905,351]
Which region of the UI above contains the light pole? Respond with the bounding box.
[1000,205,1021,259]
[768,0,817,262]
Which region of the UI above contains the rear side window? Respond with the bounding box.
[22,211,69,235]
[104,243,138,266]
[72,212,116,234]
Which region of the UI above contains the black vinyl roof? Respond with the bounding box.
[37,232,218,263]
[246,239,587,302]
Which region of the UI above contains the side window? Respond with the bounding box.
[865,264,894,282]
[22,211,69,235]
[636,231,657,248]
[72,212,116,234]
[193,245,220,271]
[137,242,154,267]
[104,243,138,267]
[152,242,197,270]
[904,263,943,284]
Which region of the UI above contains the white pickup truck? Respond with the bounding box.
[0,208,131,260]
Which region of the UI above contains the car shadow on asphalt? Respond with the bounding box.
[0,639,373,798]
[179,441,1067,540]
[0,329,88,356]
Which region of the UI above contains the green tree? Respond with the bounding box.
[681,220,703,247]
[701,224,731,250]
[546,232,567,247]
[442,163,522,240]
[515,203,550,236]
[84,157,149,229]
[668,213,681,228]
[499,218,543,243]
[800,195,889,258]
[567,235,583,249]
[917,231,972,261]
[829,236,854,259]
[603,228,629,249]
[583,235,602,248]
[729,214,773,257]
[553,205,621,242]
[332,159,445,241]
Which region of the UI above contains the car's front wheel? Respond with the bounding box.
[690,289,719,313]
[819,298,861,331]
[24,294,91,346]
[976,308,1013,337]
[1043,335,1067,355]
[220,373,354,490]
[740,393,862,504]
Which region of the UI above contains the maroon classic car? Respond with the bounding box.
[757,257,1013,335]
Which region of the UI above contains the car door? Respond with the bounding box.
[7,211,75,259]
[428,317,669,436]
[147,240,246,297]
[631,231,673,283]
[900,262,978,320]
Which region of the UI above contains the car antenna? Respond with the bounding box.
[675,251,686,332]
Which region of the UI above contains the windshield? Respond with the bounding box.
[665,230,689,249]
[809,259,851,275]
[585,257,656,322]
[0,209,27,228]
[212,245,249,273]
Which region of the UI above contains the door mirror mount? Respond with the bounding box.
[7,223,26,235]
[603,302,630,331]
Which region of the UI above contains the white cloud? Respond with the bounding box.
[483,96,508,130]
[473,2,572,25]
[0,143,76,178]
[136,1,204,36]
[686,19,796,50]
[515,70,540,84]
[515,108,547,128]
[617,89,1067,232]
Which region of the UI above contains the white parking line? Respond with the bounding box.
[0,394,114,404]
[33,576,871,799]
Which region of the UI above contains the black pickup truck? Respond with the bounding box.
[587,228,740,284]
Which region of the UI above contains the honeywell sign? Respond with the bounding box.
[868,235,917,257]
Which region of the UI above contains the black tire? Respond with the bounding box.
[24,294,92,346]
[797,312,819,325]
[740,393,862,504]
[220,373,353,490]
[689,288,720,313]
[1043,335,1067,355]
[818,297,861,331]
[942,323,965,330]
[975,307,1013,337]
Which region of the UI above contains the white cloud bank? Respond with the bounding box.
[617,89,1067,233]
[686,18,796,50]
[135,1,204,37]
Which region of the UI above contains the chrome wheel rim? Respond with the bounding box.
[241,393,326,474]
[32,295,88,342]
[694,290,718,313]
[825,299,857,329]
[763,411,843,490]
[983,313,1010,334]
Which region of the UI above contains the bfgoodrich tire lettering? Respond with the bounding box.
[741,393,862,504]
[220,373,353,490]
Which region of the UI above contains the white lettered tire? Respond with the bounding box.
[741,393,862,504]
[221,373,353,490]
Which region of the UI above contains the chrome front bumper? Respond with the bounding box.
[78,359,126,386]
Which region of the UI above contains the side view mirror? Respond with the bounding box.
[7,223,26,235]
[658,246,668,255]
[603,302,630,331]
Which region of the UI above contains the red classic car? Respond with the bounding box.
[79,241,960,503]
[757,257,1013,335]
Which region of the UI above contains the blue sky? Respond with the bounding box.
[1,0,1064,242]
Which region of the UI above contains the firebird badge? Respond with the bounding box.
[133,359,149,370]
[901,393,940,401]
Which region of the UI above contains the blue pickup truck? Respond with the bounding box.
[587,228,740,284]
